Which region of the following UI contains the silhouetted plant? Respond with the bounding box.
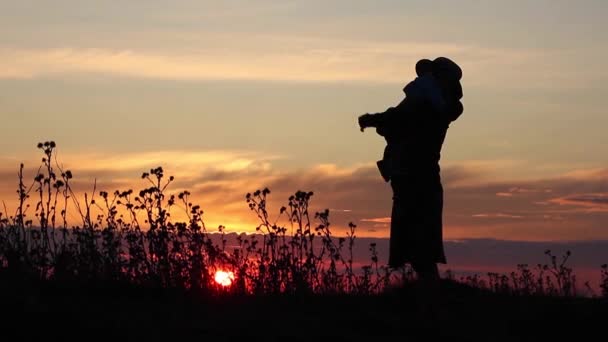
[459,250,581,297]
[0,142,606,299]
[0,142,395,295]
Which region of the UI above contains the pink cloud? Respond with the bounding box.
[496,192,514,197]
[360,217,391,224]
[472,213,524,219]
[549,193,608,207]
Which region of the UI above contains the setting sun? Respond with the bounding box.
[214,270,235,287]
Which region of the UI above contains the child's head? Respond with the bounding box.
[415,59,434,77]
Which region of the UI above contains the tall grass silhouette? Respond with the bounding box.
[0,142,606,298]
[0,141,395,295]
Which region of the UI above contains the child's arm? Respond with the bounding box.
[359,96,424,135]
[358,106,396,131]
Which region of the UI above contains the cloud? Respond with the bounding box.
[549,193,608,212]
[361,217,391,224]
[1,38,600,89]
[0,150,277,179]
[561,168,608,181]
[472,213,524,219]
[440,159,527,187]
[2,149,608,241]
[0,45,446,82]
[566,194,608,205]
[496,187,552,197]
[496,192,513,197]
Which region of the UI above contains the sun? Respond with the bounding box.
[214,270,235,287]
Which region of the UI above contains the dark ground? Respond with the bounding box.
[2,278,606,341]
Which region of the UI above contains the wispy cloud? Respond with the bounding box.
[0,45,447,82]
[549,193,608,212]
[361,217,391,224]
[472,213,524,219]
[496,187,552,197]
[1,37,597,88]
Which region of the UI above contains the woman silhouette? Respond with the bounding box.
[358,57,463,290]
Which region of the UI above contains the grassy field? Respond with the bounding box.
[3,277,606,340]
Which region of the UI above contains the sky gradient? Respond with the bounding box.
[1,1,608,244]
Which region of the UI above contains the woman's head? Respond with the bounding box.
[430,57,463,101]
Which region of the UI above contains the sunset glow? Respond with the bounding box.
[214,270,235,287]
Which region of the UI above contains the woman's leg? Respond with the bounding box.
[412,262,440,283]
[412,261,441,319]
[388,177,408,268]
